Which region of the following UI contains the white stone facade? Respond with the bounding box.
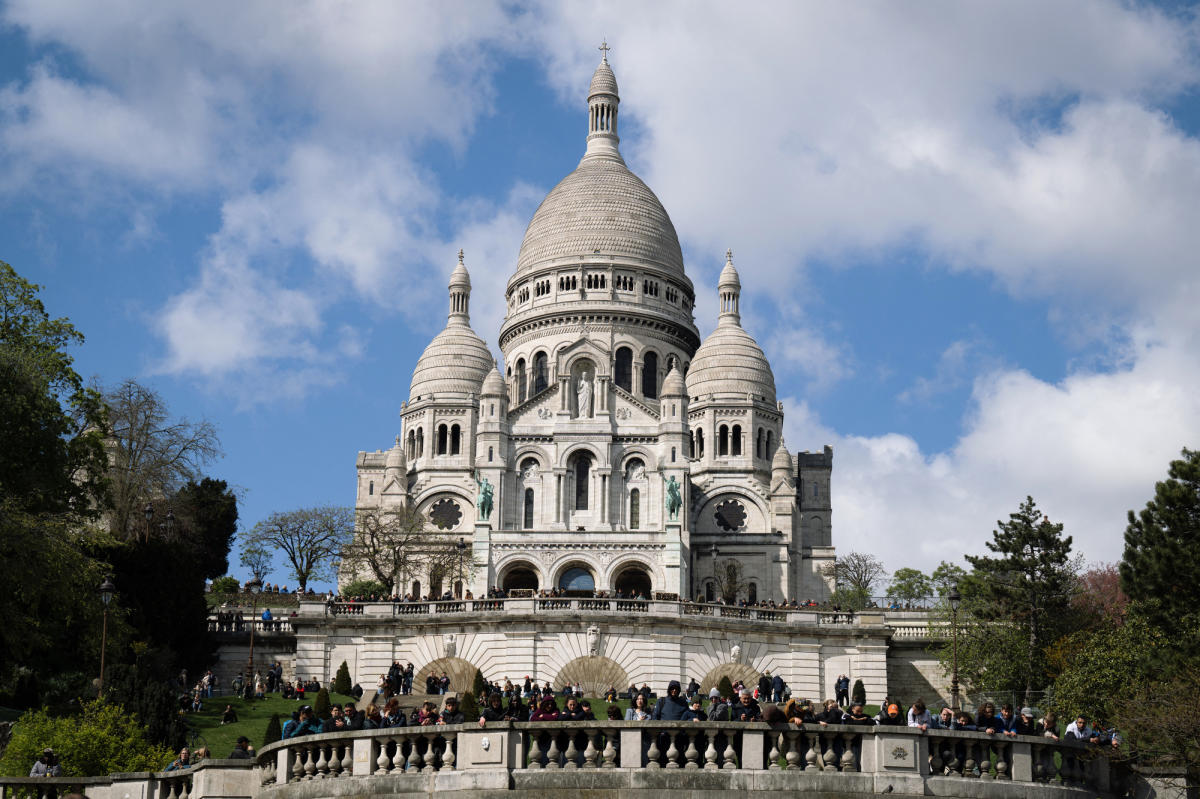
[351,53,836,604]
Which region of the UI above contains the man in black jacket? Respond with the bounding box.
[652,680,689,721]
[731,689,763,722]
[437,696,465,725]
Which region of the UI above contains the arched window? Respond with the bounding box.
[407,430,416,459]
[450,424,461,455]
[573,453,592,510]
[671,446,677,462]
[732,424,742,456]
[524,488,535,530]
[368,480,374,496]
[488,446,494,462]
[437,424,448,455]
[629,488,640,529]
[416,428,424,457]
[756,428,764,459]
[748,583,757,604]
[696,428,704,458]
[454,580,463,599]
[614,346,633,392]
[643,351,659,398]
[813,482,819,499]
[533,352,548,394]
[718,425,729,456]
[766,430,774,457]
[705,581,715,602]
[516,358,527,404]
[690,430,696,458]
[411,580,421,598]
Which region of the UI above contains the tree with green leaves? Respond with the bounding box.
[1120,447,1200,656]
[851,679,866,705]
[945,497,1078,704]
[263,713,282,747]
[887,567,932,603]
[333,661,352,695]
[314,687,331,720]
[243,506,354,591]
[1047,611,1165,723]
[930,561,967,596]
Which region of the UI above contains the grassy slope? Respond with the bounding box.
[185,691,355,758]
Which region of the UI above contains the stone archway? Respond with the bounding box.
[414,656,481,695]
[500,560,540,592]
[699,663,764,696]
[553,655,629,698]
[612,564,652,597]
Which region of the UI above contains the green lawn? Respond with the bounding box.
[185,691,355,758]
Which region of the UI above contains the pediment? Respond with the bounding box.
[510,383,560,424]
[610,390,660,424]
[557,336,610,378]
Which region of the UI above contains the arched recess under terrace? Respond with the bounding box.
[553,656,629,698]
[612,563,653,598]
[699,662,766,696]
[414,656,482,695]
[499,559,541,592]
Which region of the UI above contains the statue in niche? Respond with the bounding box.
[474,471,494,521]
[730,643,741,664]
[665,475,682,521]
[587,626,600,656]
[576,371,593,418]
[444,633,457,659]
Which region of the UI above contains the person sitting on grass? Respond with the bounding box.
[220,704,239,725]
[228,737,255,760]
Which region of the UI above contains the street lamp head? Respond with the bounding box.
[99,578,116,607]
[710,543,719,558]
[143,502,154,522]
[457,537,467,551]
[948,585,961,612]
[247,576,263,595]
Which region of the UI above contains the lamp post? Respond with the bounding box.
[97,578,116,698]
[246,576,263,697]
[456,537,468,599]
[710,542,719,603]
[143,502,154,542]
[949,584,962,710]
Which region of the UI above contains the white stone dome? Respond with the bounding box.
[686,321,776,403]
[480,364,505,396]
[514,155,686,278]
[408,325,492,401]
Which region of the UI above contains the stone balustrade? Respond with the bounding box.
[1,727,1153,798]
[207,617,293,634]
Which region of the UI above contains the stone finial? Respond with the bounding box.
[598,39,611,63]
[458,248,464,264]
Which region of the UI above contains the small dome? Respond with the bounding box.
[718,250,741,290]
[408,324,493,401]
[661,364,686,396]
[772,437,792,472]
[450,251,470,289]
[686,323,776,404]
[589,59,618,98]
[481,364,505,396]
[385,435,406,470]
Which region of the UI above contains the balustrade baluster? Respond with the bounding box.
[602,729,618,768]
[704,734,719,770]
[840,732,857,772]
[442,732,457,770]
[527,732,544,769]
[583,730,600,768]
[327,743,342,777]
[721,737,738,769]
[303,743,318,780]
[341,741,354,775]
[376,737,393,774]
[407,734,424,772]
[178,778,190,799]
[980,739,995,780]
[768,731,781,769]
[290,745,306,782]
[994,740,1009,780]
[646,732,661,769]
[563,731,579,769]
[665,732,681,769]
[545,732,562,769]
[785,731,801,770]
[684,730,700,769]
[930,737,944,775]
[804,732,820,771]
[422,733,438,773]
[314,743,329,778]
[821,731,838,768]
[963,741,978,778]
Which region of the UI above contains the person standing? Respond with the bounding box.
[835,674,850,707]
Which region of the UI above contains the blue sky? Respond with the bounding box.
[3,1,1198,591]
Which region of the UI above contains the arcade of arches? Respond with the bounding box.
[497,561,654,596]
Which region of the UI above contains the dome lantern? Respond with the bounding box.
[718,249,741,324]
[586,40,620,158]
[448,249,471,324]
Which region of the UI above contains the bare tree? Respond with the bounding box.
[822,551,887,594]
[713,558,751,604]
[342,506,477,596]
[239,541,273,582]
[103,379,221,540]
[242,506,354,591]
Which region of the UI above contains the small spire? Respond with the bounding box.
[726,248,733,263]
[395,434,401,447]
[458,248,464,264]
[599,39,610,63]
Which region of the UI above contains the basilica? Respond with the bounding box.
[352,52,836,604]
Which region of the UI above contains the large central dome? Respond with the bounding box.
[514,155,686,277]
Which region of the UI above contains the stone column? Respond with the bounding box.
[633,362,644,398]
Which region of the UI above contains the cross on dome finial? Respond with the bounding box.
[458,249,464,264]
[395,434,401,447]
[726,248,733,262]
[599,39,610,62]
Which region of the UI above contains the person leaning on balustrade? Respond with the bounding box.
[479,692,508,726]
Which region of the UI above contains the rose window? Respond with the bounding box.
[714,499,746,532]
[430,498,462,530]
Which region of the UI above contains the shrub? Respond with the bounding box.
[333,661,352,695]
[341,579,387,599]
[717,676,735,700]
[263,713,282,748]
[458,691,479,721]
[314,688,331,720]
[472,669,486,698]
[0,700,172,777]
[211,576,241,594]
[852,679,866,705]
